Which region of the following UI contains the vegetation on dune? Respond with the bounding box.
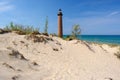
[25,33,53,43]
[2,21,81,41]
[115,47,120,59]
[4,22,40,35]
[72,24,81,38]
[50,33,57,37]
[65,24,81,41]
[108,44,120,48]
[44,16,48,34]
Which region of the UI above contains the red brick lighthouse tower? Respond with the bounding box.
[58,9,63,38]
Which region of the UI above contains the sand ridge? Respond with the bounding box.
[0,32,120,80]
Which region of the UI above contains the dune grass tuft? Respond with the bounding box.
[114,47,120,59]
[4,22,40,35]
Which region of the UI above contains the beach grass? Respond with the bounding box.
[114,47,120,59]
[4,22,40,35]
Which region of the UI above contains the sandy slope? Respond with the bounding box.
[0,32,120,80]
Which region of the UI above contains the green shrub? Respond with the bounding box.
[63,35,76,41]
[72,24,81,39]
[64,24,81,41]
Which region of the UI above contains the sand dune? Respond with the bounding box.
[0,32,120,80]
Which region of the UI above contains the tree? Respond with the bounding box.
[44,16,48,33]
[72,24,81,38]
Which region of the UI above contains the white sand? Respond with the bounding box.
[0,32,120,80]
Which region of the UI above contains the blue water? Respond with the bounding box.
[64,35,120,45]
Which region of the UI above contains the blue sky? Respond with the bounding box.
[0,0,120,35]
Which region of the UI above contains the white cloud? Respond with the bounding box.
[0,1,14,12]
[108,11,120,17]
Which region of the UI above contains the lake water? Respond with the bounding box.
[64,35,120,45]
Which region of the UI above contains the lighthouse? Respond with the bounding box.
[58,9,63,38]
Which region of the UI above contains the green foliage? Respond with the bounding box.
[44,16,48,33]
[63,24,81,41]
[64,35,75,41]
[4,22,40,35]
[71,24,81,38]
